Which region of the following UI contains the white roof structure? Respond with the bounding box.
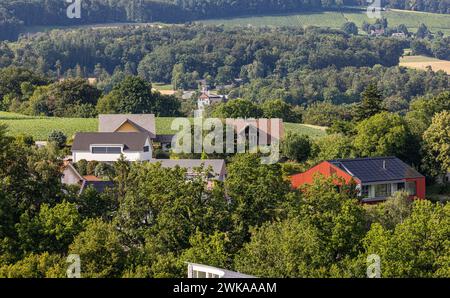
[187,263,255,279]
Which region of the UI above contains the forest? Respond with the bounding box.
[0,0,449,40]
[0,24,448,118]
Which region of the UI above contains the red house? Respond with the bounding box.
[291,157,426,203]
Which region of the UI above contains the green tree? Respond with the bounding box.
[212,99,263,119]
[181,230,232,270]
[363,200,450,277]
[115,162,228,251]
[354,83,384,122]
[0,253,65,278]
[282,133,312,162]
[234,218,324,277]
[406,91,450,137]
[101,76,154,114]
[69,219,126,278]
[342,22,358,35]
[314,133,354,162]
[422,111,450,179]
[416,23,431,39]
[97,76,180,115]
[16,201,83,253]
[27,78,101,117]
[353,112,415,162]
[48,130,67,149]
[225,154,290,249]
[364,191,413,230]
[261,99,299,122]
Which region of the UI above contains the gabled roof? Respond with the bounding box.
[155,134,175,144]
[99,114,156,138]
[225,118,285,141]
[152,159,226,176]
[62,162,84,181]
[72,132,149,152]
[329,157,424,183]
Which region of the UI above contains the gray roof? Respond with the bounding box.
[155,134,175,144]
[329,157,424,183]
[72,132,149,152]
[152,159,226,175]
[99,114,156,138]
[80,180,115,194]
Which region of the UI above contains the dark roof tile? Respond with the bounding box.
[72,132,149,152]
[329,157,424,183]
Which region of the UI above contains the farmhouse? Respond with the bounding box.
[197,87,227,110]
[291,157,426,203]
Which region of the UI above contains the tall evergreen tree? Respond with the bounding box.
[354,83,384,122]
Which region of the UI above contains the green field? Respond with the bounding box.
[199,9,450,35]
[153,83,175,91]
[0,112,326,141]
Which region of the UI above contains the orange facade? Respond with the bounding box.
[291,161,359,189]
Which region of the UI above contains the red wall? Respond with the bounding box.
[406,177,426,200]
[291,161,358,189]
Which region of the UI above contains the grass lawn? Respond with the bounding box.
[285,123,327,139]
[153,83,175,91]
[400,55,450,74]
[0,112,327,141]
[199,9,450,35]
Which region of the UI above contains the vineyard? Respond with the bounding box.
[0,112,327,141]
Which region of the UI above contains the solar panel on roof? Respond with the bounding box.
[329,157,423,183]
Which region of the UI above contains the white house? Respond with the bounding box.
[71,132,152,162]
[187,263,255,279]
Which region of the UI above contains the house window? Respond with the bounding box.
[192,270,219,278]
[406,181,416,196]
[397,182,405,191]
[91,146,122,154]
[361,185,369,197]
[143,146,150,153]
[375,184,391,198]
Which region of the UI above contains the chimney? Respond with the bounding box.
[383,160,386,170]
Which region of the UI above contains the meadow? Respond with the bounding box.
[0,112,327,141]
[199,9,450,35]
[400,55,450,74]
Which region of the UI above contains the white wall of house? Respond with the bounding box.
[72,138,152,163]
[73,150,152,162]
[62,166,83,185]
